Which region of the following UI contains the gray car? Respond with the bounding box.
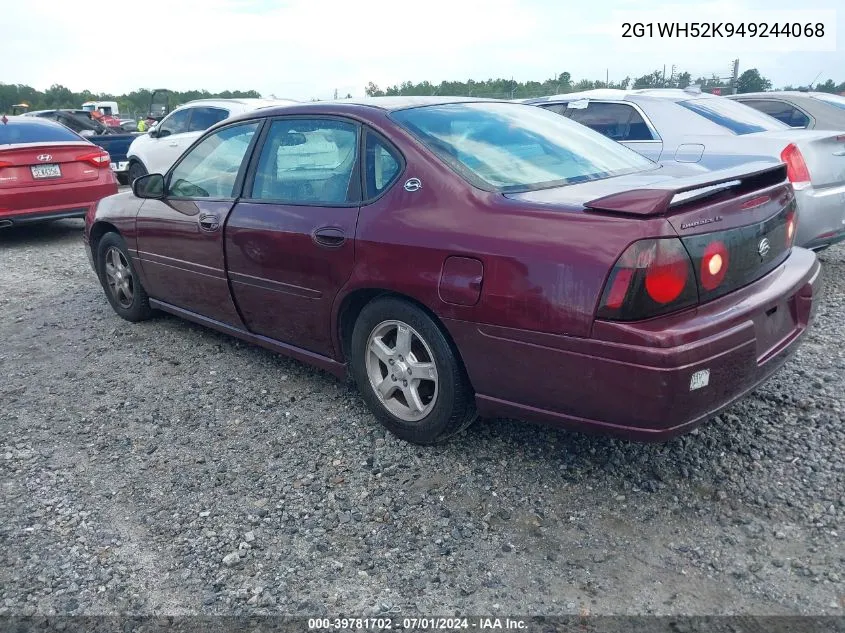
[525,88,845,250]
[726,91,845,131]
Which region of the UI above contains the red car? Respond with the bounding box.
[0,115,117,227]
[84,98,820,444]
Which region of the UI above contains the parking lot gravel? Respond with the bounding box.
[0,218,842,618]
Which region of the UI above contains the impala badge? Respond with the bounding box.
[404,178,422,192]
[757,237,770,258]
[37,154,52,162]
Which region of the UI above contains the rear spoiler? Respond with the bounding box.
[584,162,788,217]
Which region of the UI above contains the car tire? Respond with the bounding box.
[350,297,477,444]
[127,160,147,185]
[96,232,153,322]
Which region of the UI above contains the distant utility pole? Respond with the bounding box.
[670,64,677,86]
[730,59,739,94]
[333,88,338,100]
[606,68,609,87]
[662,64,667,87]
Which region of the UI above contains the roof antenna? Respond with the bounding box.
[806,70,822,90]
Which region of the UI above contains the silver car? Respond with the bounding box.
[726,91,845,131]
[525,88,845,250]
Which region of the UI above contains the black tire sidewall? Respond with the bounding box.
[127,160,147,184]
[96,233,150,322]
[350,297,467,444]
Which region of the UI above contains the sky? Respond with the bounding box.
[0,0,842,100]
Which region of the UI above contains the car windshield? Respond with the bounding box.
[0,119,82,144]
[811,93,845,110]
[679,98,790,135]
[392,102,655,192]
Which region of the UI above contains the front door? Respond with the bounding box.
[135,120,262,326]
[226,117,362,357]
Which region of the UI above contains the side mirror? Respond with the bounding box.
[148,128,159,138]
[79,129,95,138]
[132,173,165,199]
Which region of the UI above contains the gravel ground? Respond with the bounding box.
[0,218,842,618]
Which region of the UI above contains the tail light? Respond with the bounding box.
[699,240,729,290]
[780,144,810,190]
[785,209,796,247]
[598,238,697,321]
[77,150,111,169]
[0,160,12,169]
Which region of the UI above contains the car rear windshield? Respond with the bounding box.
[679,98,790,135]
[0,119,82,145]
[392,102,655,192]
[811,93,845,110]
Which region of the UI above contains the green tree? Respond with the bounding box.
[736,69,772,93]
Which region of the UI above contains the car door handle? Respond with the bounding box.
[199,214,220,232]
[313,227,346,248]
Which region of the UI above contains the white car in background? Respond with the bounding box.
[126,98,297,182]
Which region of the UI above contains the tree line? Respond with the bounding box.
[0,85,261,118]
[364,69,845,99]
[3,68,844,116]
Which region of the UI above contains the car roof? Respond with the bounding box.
[726,91,833,99]
[526,88,719,104]
[176,97,299,109]
[240,96,507,119]
[2,115,66,126]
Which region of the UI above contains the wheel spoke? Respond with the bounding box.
[376,377,397,399]
[405,383,425,413]
[370,337,393,364]
[395,325,411,356]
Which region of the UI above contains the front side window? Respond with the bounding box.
[392,102,655,193]
[188,107,229,132]
[679,98,790,135]
[565,102,655,141]
[251,118,359,205]
[157,109,191,137]
[365,131,401,198]
[168,122,260,199]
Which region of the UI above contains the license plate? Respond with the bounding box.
[31,164,61,179]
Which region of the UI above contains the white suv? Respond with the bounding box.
[126,98,296,182]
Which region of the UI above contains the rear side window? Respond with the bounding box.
[0,120,82,144]
[188,107,229,132]
[251,118,359,205]
[541,104,569,116]
[364,131,401,198]
[735,99,810,128]
[564,102,655,141]
[678,98,789,135]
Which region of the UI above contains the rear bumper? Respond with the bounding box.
[0,206,88,227]
[446,247,821,441]
[0,179,118,227]
[795,183,845,249]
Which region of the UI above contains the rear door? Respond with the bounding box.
[225,116,365,356]
[134,120,262,325]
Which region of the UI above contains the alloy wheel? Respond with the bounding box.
[103,246,135,309]
[365,319,439,422]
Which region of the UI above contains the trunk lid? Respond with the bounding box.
[0,142,102,189]
[750,129,845,189]
[507,162,796,305]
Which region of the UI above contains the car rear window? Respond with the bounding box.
[678,98,789,135]
[0,119,83,145]
[392,102,655,192]
[811,93,845,110]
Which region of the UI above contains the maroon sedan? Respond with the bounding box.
[1,115,117,227]
[84,98,820,444]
